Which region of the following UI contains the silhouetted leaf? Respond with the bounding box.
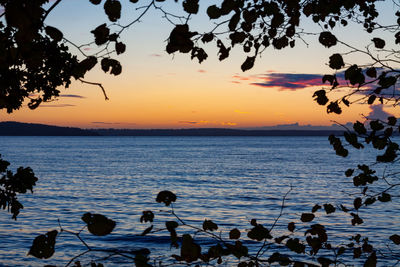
[319,32,337,48]
[104,0,121,22]
[312,204,321,213]
[115,42,126,55]
[203,219,218,231]
[91,24,110,45]
[286,238,305,254]
[166,221,179,247]
[372,38,385,49]
[364,251,377,267]
[370,120,384,131]
[229,228,241,239]
[82,213,116,236]
[388,116,397,126]
[248,224,272,241]
[183,0,199,14]
[180,234,201,262]
[229,13,241,31]
[134,253,151,267]
[327,101,342,114]
[366,67,377,78]
[378,75,397,89]
[268,252,291,265]
[353,247,362,258]
[28,99,42,110]
[337,246,346,256]
[329,54,344,69]
[313,90,329,105]
[345,169,354,177]
[344,132,363,149]
[329,135,348,157]
[45,26,63,42]
[274,235,289,244]
[100,58,122,75]
[241,56,255,72]
[229,31,246,46]
[390,234,400,245]
[378,192,391,202]
[201,33,214,43]
[207,5,221,19]
[300,213,315,222]
[166,221,179,231]
[166,24,196,54]
[351,213,363,225]
[353,121,367,135]
[29,230,58,259]
[354,197,362,210]
[90,0,102,4]
[140,210,154,223]
[288,222,295,232]
[323,203,336,214]
[156,190,176,206]
[226,240,248,259]
[345,65,365,86]
[217,40,230,60]
[364,197,376,206]
[191,47,208,63]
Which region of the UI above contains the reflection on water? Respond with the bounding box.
[0,136,398,266]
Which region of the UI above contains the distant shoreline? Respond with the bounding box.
[0,121,346,136]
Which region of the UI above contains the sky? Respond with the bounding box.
[1,0,399,129]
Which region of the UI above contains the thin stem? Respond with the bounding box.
[43,0,63,22]
[78,79,109,100]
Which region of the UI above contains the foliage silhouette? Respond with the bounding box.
[0,154,37,220]
[0,0,400,266]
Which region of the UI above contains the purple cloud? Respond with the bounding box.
[60,94,86,99]
[366,105,394,120]
[251,73,323,90]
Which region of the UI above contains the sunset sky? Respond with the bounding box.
[2,0,399,129]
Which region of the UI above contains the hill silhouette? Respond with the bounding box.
[0,121,98,136]
[0,121,345,136]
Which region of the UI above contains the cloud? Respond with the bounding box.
[232,74,251,81]
[221,122,237,126]
[178,120,209,124]
[149,53,162,57]
[250,73,323,91]
[198,69,206,73]
[59,94,86,99]
[234,110,250,114]
[178,120,237,126]
[40,104,75,108]
[178,121,199,124]
[91,122,122,125]
[366,105,394,120]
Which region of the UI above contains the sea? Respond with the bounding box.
[0,136,398,266]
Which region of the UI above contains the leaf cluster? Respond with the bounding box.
[0,154,38,219]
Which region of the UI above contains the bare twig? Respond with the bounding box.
[78,79,109,100]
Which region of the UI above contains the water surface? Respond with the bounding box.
[0,136,398,266]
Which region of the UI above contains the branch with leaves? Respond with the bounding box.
[27,190,400,266]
